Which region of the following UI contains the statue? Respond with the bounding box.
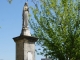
[22,2,29,28]
[21,2,31,36]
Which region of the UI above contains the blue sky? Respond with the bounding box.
[0,0,44,60]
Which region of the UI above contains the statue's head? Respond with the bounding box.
[24,2,28,6]
[23,2,28,11]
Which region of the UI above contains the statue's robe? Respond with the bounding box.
[23,10,28,28]
[22,4,29,28]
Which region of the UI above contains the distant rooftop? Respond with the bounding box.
[41,58,52,60]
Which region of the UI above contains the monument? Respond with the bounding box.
[13,2,38,60]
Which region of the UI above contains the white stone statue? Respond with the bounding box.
[21,2,31,36]
[22,2,29,28]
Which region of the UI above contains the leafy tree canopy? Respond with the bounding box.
[30,0,80,60]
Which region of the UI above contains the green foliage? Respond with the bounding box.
[8,0,12,4]
[30,0,80,60]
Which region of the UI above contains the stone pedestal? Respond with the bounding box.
[13,35,38,60]
[20,27,31,36]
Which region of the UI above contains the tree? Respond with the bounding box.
[30,0,80,60]
[8,0,12,4]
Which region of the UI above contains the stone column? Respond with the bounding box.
[13,35,38,60]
